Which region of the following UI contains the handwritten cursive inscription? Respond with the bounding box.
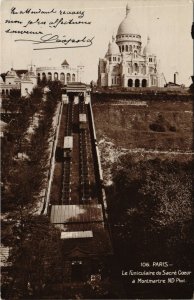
[5,6,94,51]
[14,33,95,50]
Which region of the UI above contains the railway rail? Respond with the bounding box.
[58,95,99,205]
[49,91,112,285]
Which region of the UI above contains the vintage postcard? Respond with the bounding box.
[1,0,193,299]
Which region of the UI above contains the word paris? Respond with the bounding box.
[11,7,85,18]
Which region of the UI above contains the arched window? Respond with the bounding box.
[122,45,124,52]
[134,50,137,58]
[119,46,121,52]
[60,73,65,82]
[42,72,46,81]
[128,79,133,87]
[134,63,139,73]
[6,89,9,95]
[2,89,5,95]
[109,57,111,62]
[112,78,114,84]
[117,77,120,84]
[48,72,52,81]
[37,73,41,84]
[126,45,128,52]
[67,73,71,83]
[72,74,76,82]
[54,72,58,80]
[135,79,140,87]
[142,79,147,87]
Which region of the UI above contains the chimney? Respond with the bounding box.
[174,73,176,84]
[174,72,178,84]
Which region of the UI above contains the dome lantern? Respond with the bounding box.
[126,4,130,16]
[116,5,140,36]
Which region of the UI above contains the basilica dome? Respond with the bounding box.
[117,4,140,36]
[143,36,154,55]
[106,36,120,55]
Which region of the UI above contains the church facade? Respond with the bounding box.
[98,5,162,88]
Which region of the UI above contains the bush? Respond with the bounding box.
[169,125,176,132]
[149,123,166,132]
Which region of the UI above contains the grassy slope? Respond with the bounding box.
[93,99,193,152]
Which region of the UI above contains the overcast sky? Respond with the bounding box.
[1,0,193,86]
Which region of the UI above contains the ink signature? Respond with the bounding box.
[15,33,95,50]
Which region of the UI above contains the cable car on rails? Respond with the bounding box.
[79,113,87,130]
[63,136,73,158]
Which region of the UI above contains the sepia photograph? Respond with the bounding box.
[1,0,193,299]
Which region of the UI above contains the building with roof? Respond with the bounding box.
[1,59,84,98]
[36,60,84,84]
[98,4,162,88]
[0,66,37,97]
[0,69,21,97]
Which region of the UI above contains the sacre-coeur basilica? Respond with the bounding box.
[98,4,162,88]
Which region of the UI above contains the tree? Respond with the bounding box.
[2,216,62,299]
[108,154,193,266]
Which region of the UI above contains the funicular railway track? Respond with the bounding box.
[79,99,91,202]
[60,96,97,205]
[61,100,74,204]
[49,91,112,286]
